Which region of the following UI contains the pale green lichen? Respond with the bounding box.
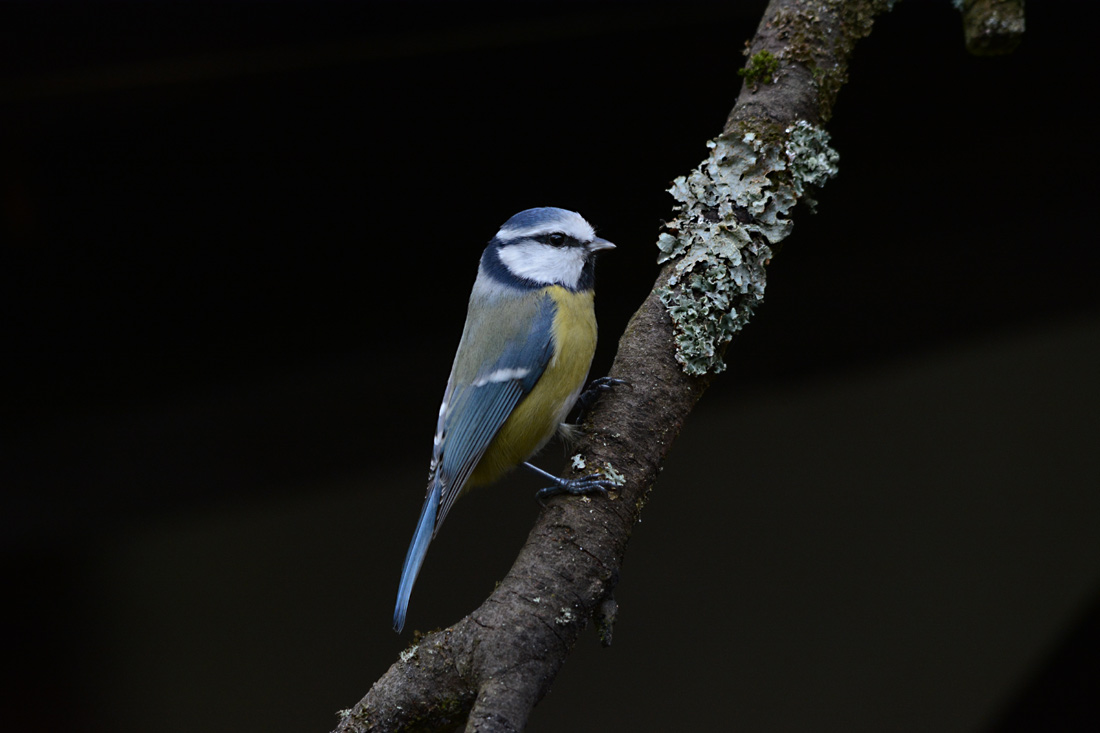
[785,119,841,211]
[657,121,839,375]
[570,453,586,470]
[602,462,626,487]
[399,644,419,663]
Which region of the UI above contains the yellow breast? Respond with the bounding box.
[468,286,597,487]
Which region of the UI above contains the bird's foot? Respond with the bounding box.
[524,462,617,504]
[572,377,629,423]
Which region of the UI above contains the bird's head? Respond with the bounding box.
[484,207,614,291]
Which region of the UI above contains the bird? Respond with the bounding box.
[393,207,618,633]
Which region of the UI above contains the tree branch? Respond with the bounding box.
[959,0,1025,56]
[335,2,907,731]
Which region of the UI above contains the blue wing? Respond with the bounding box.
[433,291,555,528]
[393,289,555,632]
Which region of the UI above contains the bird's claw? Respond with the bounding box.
[589,376,628,391]
[572,377,629,423]
[535,472,616,505]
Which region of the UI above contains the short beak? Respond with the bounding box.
[587,237,615,252]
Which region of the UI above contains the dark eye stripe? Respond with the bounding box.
[539,232,570,247]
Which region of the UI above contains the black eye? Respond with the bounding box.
[547,233,566,246]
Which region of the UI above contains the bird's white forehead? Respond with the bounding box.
[495,209,595,243]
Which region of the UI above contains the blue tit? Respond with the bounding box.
[393,207,616,633]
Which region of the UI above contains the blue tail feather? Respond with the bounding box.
[393,482,440,633]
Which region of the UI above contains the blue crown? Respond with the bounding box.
[500,207,572,230]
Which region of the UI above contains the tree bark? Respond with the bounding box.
[959,0,1026,56]
[334,2,908,731]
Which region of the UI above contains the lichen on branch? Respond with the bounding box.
[656,120,838,375]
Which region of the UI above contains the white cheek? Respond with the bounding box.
[498,243,585,287]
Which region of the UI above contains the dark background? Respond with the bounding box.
[3,1,1098,731]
